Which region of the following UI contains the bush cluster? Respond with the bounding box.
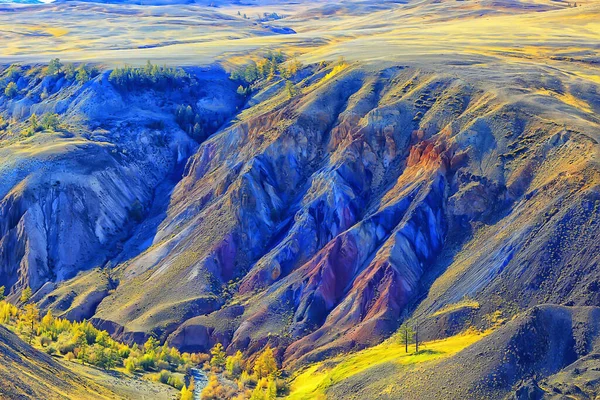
[229,52,302,97]
[109,61,189,91]
[0,299,206,390]
[175,104,206,141]
[45,58,98,84]
[200,343,288,399]
[0,64,23,98]
[22,112,61,137]
[1,60,97,104]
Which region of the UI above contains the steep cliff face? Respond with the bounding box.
[3,60,599,372]
[0,65,240,303]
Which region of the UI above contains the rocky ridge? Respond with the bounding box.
[1,60,599,381]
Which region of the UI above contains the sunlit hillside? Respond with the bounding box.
[288,329,490,400]
[1,0,599,399]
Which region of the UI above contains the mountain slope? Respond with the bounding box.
[302,305,600,399]
[0,325,118,399]
[80,60,599,370]
[0,324,178,400]
[0,65,240,304]
[0,0,599,397]
[2,56,598,374]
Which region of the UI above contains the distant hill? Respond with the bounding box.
[0,0,289,4]
[0,0,42,3]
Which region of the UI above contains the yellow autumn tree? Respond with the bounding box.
[20,287,33,303]
[225,350,244,378]
[253,346,278,379]
[210,342,226,369]
[21,303,39,344]
[180,381,194,400]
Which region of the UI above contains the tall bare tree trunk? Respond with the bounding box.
[29,320,34,344]
[415,323,419,353]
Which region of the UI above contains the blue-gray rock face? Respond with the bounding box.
[0,66,240,302]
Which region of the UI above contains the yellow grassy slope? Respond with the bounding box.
[0,326,119,400]
[287,329,490,399]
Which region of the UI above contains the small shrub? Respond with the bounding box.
[201,374,237,400]
[157,369,171,384]
[76,65,91,84]
[4,82,18,98]
[285,80,299,98]
[139,353,156,371]
[46,58,62,76]
[190,352,210,365]
[125,357,137,373]
[156,360,170,370]
[40,113,60,131]
[167,375,184,390]
[64,63,76,80]
[240,371,257,389]
[45,345,57,355]
[27,114,42,134]
[38,333,53,347]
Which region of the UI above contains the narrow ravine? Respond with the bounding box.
[190,368,209,399]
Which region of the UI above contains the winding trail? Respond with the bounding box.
[190,368,208,399]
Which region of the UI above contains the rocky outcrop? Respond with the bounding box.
[0,65,240,303]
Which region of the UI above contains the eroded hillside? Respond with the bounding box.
[0,0,599,398]
[1,55,596,368]
[0,63,241,305]
[0,324,178,399]
[0,324,118,399]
